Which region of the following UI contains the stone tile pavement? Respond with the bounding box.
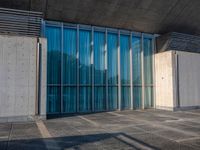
[1,109,200,150]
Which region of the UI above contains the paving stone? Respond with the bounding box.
[1,109,200,149]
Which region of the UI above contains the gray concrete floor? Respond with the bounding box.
[1,109,200,150]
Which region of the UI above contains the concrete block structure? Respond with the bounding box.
[155,51,200,110]
[0,35,47,122]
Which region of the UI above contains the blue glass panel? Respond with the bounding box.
[120,35,130,84]
[132,36,141,85]
[144,38,153,85]
[47,87,61,113]
[133,86,142,109]
[145,87,153,108]
[108,87,118,110]
[63,87,76,113]
[63,28,77,84]
[94,31,106,111]
[120,35,130,109]
[107,33,118,84]
[79,87,91,112]
[143,38,153,108]
[46,26,61,84]
[79,30,91,84]
[94,31,105,84]
[121,87,131,109]
[94,87,106,111]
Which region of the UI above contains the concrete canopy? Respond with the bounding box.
[0,0,200,35]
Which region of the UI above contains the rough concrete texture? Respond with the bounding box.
[1,0,200,35]
[39,38,47,117]
[0,109,200,150]
[177,51,200,107]
[155,51,200,110]
[0,35,47,122]
[155,51,175,110]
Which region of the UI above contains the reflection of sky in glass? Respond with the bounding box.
[46,26,61,85]
[79,30,91,84]
[94,31,105,84]
[63,28,77,84]
[132,36,141,85]
[120,34,130,84]
[144,38,153,85]
[107,33,118,84]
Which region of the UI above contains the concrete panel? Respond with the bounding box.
[0,34,47,122]
[177,51,200,107]
[155,50,200,111]
[39,38,47,117]
[155,51,175,110]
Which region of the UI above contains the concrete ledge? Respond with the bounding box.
[0,115,46,123]
[156,105,200,111]
[174,106,200,111]
[156,106,175,111]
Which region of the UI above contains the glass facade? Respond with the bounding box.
[107,33,118,110]
[132,36,142,108]
[44,21,154,114]
[120,35,131,109]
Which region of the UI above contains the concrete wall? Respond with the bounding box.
[0,35,46,122]
[177,51,200,108]
[155,51,176,110]
[155,50,200,111]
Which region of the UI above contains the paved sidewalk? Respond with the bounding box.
[1,109,200,150]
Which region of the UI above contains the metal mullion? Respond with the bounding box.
[46,23,62,28]
[77,25,80,113]
[121,85,131,87]
[118,30,121,111]
[141,33,145,109]
[79,84,92,87]
[152,35,156,109]
[130,33,133,110]
[62,84,76,87]
[47,84,62,87]
[91,27,94,112]
[133,84,143,86]
[108,85,118,87]
[61,23,64,114]
[94,84,106,86]
[105,28,108,111]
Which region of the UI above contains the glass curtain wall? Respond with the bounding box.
[132,36,142,109]
[79,30,92,112]
[143,38,153,108]
[94,31,106,111]
[44,21,154,115]
[107,33,118,110]
[63,28,77,113]
[46,26,61,113]
[120,34,131,109]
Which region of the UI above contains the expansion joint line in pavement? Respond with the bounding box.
[105,111,200,144]
[77,114,158,150]
[36,120,59,150]
[6,123,13,150]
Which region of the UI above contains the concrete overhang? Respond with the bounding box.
[0,0,200,35]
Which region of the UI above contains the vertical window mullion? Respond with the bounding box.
[141,33,145,109]
[76,25,79,113]
[130,33,133,110]
[105,29,108,111]
[118,31,121,110]
[91,27,94,112]
[61,23,64,114]
[152,35,156,109]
